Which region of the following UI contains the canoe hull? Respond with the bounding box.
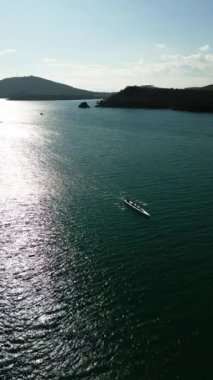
[124,199,150,217]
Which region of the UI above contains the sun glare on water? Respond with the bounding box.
[0,100,59,342]
[0,99,36,139]
[0,99,50,204]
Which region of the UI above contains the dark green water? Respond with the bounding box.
[0,99,213,379]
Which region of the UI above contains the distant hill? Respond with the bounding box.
[97,85,213,113]
[200,84,213,91]
[0,75,110,100]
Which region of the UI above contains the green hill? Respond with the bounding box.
[97,85,213,113]
[0,75,109,100]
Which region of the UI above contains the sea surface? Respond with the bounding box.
[0,99,213,380]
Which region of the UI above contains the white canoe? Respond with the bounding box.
[124,199,151,217]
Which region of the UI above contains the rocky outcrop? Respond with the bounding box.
[78,101,90,108]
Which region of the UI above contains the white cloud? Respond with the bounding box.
[199,44,210,52]
[159,51,213,70]
[114,51,213,79]
[161,54,179,61]
[0,49,16,56]
[42,57,58,64]
[155,43,165,49]
[40,49,213,91]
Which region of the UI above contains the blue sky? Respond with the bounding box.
[1,0,213,90]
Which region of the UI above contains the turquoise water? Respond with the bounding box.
[0,99,213,379]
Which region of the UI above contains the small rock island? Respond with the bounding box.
[78,101,90,108]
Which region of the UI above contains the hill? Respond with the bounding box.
[200,84,213,91]
[97,85,213,113]
[0,75,109,100]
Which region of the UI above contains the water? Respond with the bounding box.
[0,99,213,379]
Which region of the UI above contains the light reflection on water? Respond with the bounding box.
[0,100,109,380]
[0,100,64,378]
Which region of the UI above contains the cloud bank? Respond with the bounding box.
[41,47,213,91]
[0,49,16,56]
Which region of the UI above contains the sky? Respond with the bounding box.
[1,0,213,91]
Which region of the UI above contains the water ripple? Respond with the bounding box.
[1,102,213,379]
